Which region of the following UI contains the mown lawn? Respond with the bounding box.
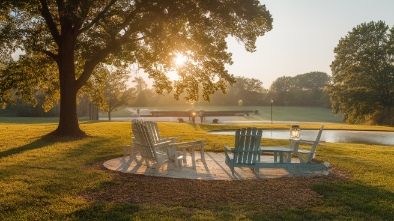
[0,117,393,220]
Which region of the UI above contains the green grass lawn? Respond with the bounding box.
[0,118,393,220]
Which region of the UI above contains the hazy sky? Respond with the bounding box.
[225,0,394,88]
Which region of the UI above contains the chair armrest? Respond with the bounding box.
[224,146,233,152]
[160,136,181,142]
[294,139,315,145]
[172,140,204,150]
[296,140,325,145]
[152,140,172,147]
[169,136,181,140]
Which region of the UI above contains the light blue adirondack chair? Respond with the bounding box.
[224,127,263,176]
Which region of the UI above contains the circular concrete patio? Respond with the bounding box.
[104,152,331,180]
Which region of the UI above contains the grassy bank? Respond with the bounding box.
[0,119,393,220]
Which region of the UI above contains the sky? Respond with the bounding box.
[224,0,394,88]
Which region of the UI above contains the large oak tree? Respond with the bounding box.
[0,0,272,136]
[328,21,394,125]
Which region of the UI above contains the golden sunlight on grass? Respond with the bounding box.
[0,119,393,220]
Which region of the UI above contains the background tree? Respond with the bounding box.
[132,76,148,95]
[226,76,265,105]
[268,72,330,107]
[0,0,273,136]
[328,21,394,125]
[293,71,330,106]
[208,76,265,105]
[269,76,294,106]
[92,67,134,121]
[133,89,156,107]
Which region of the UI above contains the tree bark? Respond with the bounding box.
[108,100,112,121]
[52,86,84,136]
[50,28,85,137]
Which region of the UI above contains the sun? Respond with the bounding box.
[167,53,190,80]
[174,53,187,66]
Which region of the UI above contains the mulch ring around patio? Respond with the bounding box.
[81,161,348,211]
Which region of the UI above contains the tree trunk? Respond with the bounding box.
[108,100,112,121]
[52,88,84,136]
[50,31,85,137]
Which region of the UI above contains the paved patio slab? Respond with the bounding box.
[104,152,331,180]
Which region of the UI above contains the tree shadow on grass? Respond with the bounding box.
[0,117,60,124]
[0,137,52,160]
[0,133,88,160]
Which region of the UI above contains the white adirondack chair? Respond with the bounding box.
[142,120,179,143]
[291,126,324,163]
[132,119,205,167]
[131,119,183,168]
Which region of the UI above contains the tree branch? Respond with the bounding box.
[39,0,61,46]
[78,0,118,35]
[71,0,90,34]
[75,31,146,91]
[75,47,112,91]
[41,50,59,62]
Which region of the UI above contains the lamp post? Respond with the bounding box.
[270,99,273,124]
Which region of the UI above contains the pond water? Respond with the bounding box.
[210,130,394,146]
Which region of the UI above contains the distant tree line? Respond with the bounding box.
[1,71,331,117]
[132,72,331,108]
[269,72,331,107]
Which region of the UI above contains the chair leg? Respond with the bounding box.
[182,148,187,164]
[200,142,206,163]
[177,156,183,167]
[285,152,292,163]
[231,162,235,176]
[123,145,129,158]
[174,151,179,167]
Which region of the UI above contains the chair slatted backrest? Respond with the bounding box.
[132,119,156,160]
[233,127,263,164]
[143,121,162,143]
[307,125,324,161]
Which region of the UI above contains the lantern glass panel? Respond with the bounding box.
[290,125,300,140]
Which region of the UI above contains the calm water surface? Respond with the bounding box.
[210,130,394,146]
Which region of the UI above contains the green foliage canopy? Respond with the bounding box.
[91,67,134,121]
[328,21,394,125]
[0,0,272,136]
[209,76,265,105]
[269,72,330,106]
